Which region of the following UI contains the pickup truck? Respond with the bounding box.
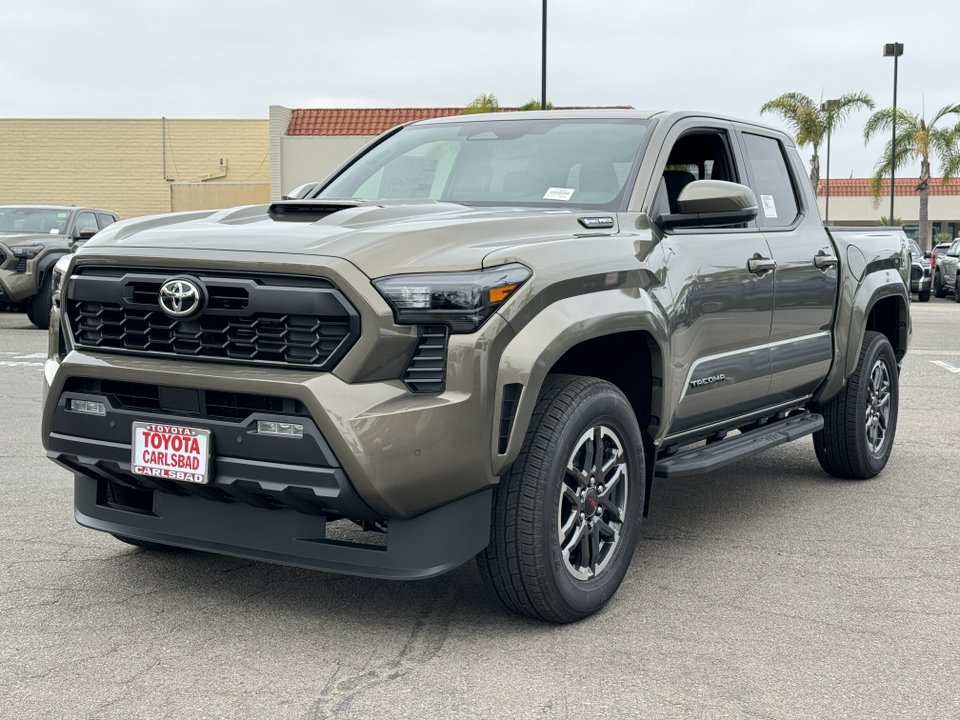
[0,205,119,328]
[41,111,910,623]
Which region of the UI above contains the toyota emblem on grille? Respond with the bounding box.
[158,278,204,318]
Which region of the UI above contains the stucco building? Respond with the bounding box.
[816,177,960,247]
[0,118,270,219]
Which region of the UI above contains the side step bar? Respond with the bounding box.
[654,412,824,478]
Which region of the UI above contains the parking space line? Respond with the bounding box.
[930,360,960,373]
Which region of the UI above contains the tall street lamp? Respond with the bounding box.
[883,42,904,227]
[541,0,548,110]
[820,99,837,224]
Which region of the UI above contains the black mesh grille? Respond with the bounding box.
[402,325,448,394]
[64,269,359,369]
[911,266,922,283]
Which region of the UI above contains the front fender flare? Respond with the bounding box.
[491,289,667,475]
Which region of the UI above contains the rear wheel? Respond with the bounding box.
[917,286,930,302]
[813,331,898,479]
[954,274,960,303]
[477,375,644,623]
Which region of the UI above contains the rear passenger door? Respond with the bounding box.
[735,127,837,405]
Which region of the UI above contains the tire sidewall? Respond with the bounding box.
[539,388,644,616]
[855,334,899,475]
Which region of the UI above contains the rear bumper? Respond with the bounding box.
[75,475,491,579]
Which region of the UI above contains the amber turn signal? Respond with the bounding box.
[489,284,519,304]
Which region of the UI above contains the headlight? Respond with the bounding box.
[373,263,531,333]
[52,253,72,303]
[11,245,43,259]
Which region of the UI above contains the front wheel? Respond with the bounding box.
[917,287,930,302]
[477,375,644,623]
[30,274,54,329]
[813,331,898,479]
[954,274,960,303]
[934,272,946,298]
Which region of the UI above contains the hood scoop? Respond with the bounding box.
[268,199,364,222]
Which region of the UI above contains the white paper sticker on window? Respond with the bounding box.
[49,228,59,234]
[543,187,575,201]
[761,194,777,218]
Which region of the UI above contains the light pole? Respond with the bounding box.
[541,0,547,110]
[820,99,837,224]
[883,42,904,227]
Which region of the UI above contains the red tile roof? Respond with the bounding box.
[817,178,960,197]
[286,106,634,136]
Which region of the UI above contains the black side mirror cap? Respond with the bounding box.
[659,180,759,229]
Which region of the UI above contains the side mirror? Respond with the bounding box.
[659,180,759,229]
[924,252,932,259]
[75,227,98,241]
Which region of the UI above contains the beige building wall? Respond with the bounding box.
[0,118,269,219]
[279,135,373,198]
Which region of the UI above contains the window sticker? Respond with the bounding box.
[57,212,68,218]
[543,187,575,201]
[49,228,59,234]
[760,194,778,218]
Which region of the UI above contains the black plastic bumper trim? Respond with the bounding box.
[76,477,492,580]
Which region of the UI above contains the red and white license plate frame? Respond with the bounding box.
[131,421,212,484]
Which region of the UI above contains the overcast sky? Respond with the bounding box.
[3,0,957,179]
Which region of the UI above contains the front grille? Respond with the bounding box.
[65,269,360,369]
[0,249,5,265]
[402,325,448,393]
[64,377,308,421]
[911,266,922,282]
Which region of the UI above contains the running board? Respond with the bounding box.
[654,413,824,478]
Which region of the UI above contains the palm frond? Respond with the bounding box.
[826,91,875,131]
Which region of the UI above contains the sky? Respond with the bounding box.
[3,0,958,180]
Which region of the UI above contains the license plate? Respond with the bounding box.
[131,421,212,484]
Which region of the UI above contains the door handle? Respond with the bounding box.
[747,255,777,274]
[814,251,839,269]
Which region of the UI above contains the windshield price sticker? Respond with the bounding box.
[131,422,211,484]
[543,187,575,201]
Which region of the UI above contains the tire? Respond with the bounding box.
[477,374,644,623]
[955,274,960,303]
[813,331,898,479]
[111,534,182,552]
[917,286,930,302]
[30,273,54,329]
[934,272,946,298]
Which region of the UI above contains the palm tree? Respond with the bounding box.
[760,92,875,192]
[864,104,960,251]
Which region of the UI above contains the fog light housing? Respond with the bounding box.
[257,421,303,439]
[69,399,106,416]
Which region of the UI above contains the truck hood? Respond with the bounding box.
[0,232,67,247]
[81,201,612,277]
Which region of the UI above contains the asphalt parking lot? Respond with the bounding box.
[2,298,959,719]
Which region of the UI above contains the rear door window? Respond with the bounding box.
[740,133,801,229]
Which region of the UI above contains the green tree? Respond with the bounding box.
[461,93,500,114]
[519,99,554,110]
[760,91,875,192]
[864,104,960,251]
[877,216,903,227]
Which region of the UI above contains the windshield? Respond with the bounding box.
[0,207,69,235]
[316,118,650,210]
[909,240,922,260]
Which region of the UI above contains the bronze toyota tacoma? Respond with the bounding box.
[41,111,910,622]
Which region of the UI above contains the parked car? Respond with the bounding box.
[42,110,909,623]
[933,239,957,297]
[908,239,931,302]
[0,205,119,327]
[937,239,960,302]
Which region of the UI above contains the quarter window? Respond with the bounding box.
[741,133,800,228]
